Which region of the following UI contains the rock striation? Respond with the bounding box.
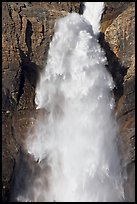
[2,2,135,202]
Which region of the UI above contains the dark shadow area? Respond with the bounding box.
[99,32,128,103]
[25,20,33,55]
[79,2,85,15]
[19,48,39,88]
[16,48,39,104]
[16,67,25,105]
[7,148,50,202]
[7,149,40,202]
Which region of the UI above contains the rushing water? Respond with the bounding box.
[13,2,125,202]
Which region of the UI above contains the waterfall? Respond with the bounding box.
[83,2,104,36]
[14,2,125,202]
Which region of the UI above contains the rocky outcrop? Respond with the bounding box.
[100,2,135,201]
[2,2,135,202]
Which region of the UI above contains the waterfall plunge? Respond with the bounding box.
[16,2,125,202]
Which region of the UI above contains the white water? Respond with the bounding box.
[83,2,104,36]
[17,2,125,202]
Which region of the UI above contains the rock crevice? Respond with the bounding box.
[2,2,135,202]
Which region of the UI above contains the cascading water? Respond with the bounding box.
[13,2,125,202]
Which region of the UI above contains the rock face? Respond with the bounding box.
[100,2,135,201]
[2,2,135,202]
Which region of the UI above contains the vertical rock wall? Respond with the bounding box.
[2,2,135,202]
[100,2,135,201]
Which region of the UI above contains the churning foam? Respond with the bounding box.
[15,2,125,202]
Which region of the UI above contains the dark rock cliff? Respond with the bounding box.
[2,2,135,202]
